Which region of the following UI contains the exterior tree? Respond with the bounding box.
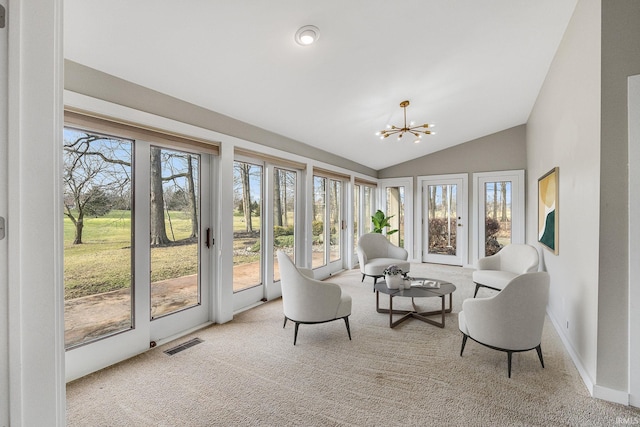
[234,162,254,232]
[150,147,170,246]
[63,131,131,245]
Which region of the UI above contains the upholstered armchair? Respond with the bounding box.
[459,271,550,377]
[472,243,539,297]
[356,233,410,287]
[276,251,352,345]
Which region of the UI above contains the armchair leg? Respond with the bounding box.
[536,344,545,368]
[343,316,352,340]
[473,284,480,297]
[293,322,300,345]
[507,351,513,378]
[460,334,468,356]
[361,274,365,282]
[283,317,287,328]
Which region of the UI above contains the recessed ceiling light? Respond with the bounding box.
[295,25,320,46]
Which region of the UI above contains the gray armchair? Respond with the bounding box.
[459,271,550,377]
[356,233,410,287]
[472,244,539,297]
[277,251,352,345]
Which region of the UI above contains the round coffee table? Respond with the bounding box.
[375,278,456,328]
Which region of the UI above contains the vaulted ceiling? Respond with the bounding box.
[64,0,577,170]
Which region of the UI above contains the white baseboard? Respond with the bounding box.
[593,385,630,406]
[547,309,631,406]
[547,309,595,395]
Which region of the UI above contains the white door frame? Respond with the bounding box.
[417,174,468,266]
[628,74,640,408]
[379,177,414,261]
[0,1,9,422]
[7,0,66,423]
[471,170,525,265]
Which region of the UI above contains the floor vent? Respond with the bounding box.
[164,338,203,356]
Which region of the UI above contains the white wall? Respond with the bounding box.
[598,0,640,399]
[526,0,601,391]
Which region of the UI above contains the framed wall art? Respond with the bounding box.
[538,167,559,254]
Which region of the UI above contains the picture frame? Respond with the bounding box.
[538,167,559,254]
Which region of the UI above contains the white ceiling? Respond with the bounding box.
[64,0,577,171]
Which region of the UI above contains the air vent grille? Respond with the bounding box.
[163,338,203,356]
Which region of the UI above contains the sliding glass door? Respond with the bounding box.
[148,145,210,340]
[64,124,214,380]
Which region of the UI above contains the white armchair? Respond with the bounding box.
[459,271,550,377]
[356,233,410,287]
[277,251,352,345]
[472,243,539,297]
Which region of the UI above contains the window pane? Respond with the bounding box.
[329,179,341,262]
[428,184,457,255]
[273,168,296,282]
[386,186,405,247]
[484,181,512,256]
[363,186,373,234]
[233,161,263,291]
[353,184,360,251]
[63,127,133,348]
[150,147,200,319]
[312,176,326,268]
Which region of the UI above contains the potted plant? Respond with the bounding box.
[371,210,398,235]
[383,264,404,289]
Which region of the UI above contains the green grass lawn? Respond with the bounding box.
[65,210,295,299]
[64,210,197,299]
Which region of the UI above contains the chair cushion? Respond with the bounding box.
[363,258,410,276]
[472,270,518,290]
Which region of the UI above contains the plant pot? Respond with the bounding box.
[385,274,402,289]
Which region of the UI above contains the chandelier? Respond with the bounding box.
[376,100,435,143]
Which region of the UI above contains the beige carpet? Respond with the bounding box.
[66,264,640,426]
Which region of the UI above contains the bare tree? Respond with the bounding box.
[150,148,200,245]
[500,182,508,222]
[63,131,131,244]
[274,169,283,227]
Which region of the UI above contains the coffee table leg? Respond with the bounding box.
[389,294,393,328]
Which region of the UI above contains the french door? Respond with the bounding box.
[312,174,344,276]
[472,170,525,264]
[64,125,214,381]
[379,178,413,259]
[420,174,467,266]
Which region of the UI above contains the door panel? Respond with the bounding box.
[232,161,263,292]
[421,175,467,266]
[312,175,344,275]
[472,170,524,265]
[63,127,134,348]
[149,146,201,319]
[273,167,296,282]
